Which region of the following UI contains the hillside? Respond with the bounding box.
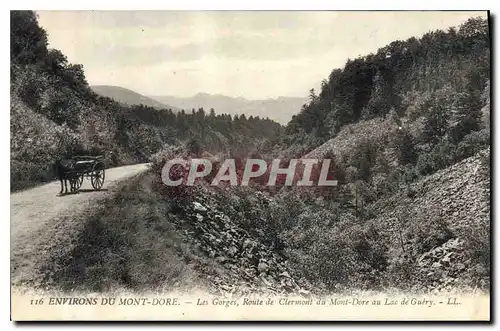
[10,11,281,191]
[10,11,490,297]
[151,93,308,124]
[91,85,178,111]
[279,16,490,157]
[366,148,490,292]
[36,146,489,295]
[371,148,491,290]
[134,16,489,294]
[38,172,314,295]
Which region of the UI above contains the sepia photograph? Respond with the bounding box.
[9,9,491,321]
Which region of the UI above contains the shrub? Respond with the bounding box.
[416,139,457,176]
[462,219,490,289]
[282,211,389,291]
[405,214,454,256]
[416,152,435,176]
[393,128,418,165]
[455,129,490,162]
[421,101,450,145]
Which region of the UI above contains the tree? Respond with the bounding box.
[10,11,48,65]
[308,88,319,103]
[458,17,489,40]
[209,108,216,117]
[422,101,449,145]
[63,63,88,90]
[394,129,417,165]
[351,140,379,181]
[448,85,482,143]
[45,49,68,73]
[45,87,81,128]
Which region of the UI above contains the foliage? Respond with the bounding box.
[281,17,489,157]
[405,215,454,256]
[393,128,418,165]
[10,11,281,190]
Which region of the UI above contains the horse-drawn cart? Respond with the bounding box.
[70,155,106,190]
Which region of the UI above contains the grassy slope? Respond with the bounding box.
[38,172,205,293]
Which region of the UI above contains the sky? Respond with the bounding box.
[36,11,487,100]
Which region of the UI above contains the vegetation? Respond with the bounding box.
[267,16,490,292]
[149,16,489,293]
[276,16,490,202]
[39,173,204,293]
[10,11,281,191]
[280,16,489,156]
[13,11,490,294]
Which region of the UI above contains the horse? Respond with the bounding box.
[53,158,80,195]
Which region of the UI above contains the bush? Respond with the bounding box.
[416,139,457,176]
[462,220,490,289]
[416,152,435,176]
[284,220,389,291]
[246,189,307,248]
[392,128,418,165]
[384,165,418,196]
[405,215,454,256]
[455,129,490,162]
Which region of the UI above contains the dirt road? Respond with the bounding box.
[10,163,150,287]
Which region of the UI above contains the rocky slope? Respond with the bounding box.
[301,117,396,161]
[164,186,314,296]
[163,148,490,295]
[145,146,490,295]
[369,148,490,293]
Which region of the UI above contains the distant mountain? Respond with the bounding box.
[91,85,178,111]
[150,93,308,124]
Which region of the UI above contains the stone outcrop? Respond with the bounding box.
[166,191,313,296]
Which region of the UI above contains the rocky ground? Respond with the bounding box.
[163,190,314,297]
[370,148,490,293]
[416,237,471,293]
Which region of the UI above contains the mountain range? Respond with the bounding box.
[151,93,307,124]
[90,85,178,111]
[91,86,306,125]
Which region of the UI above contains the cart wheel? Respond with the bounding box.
[75,174,84,190]
[91,162,105,190]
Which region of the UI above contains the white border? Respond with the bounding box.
[2,1,497,330]
[2,0,496,10]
